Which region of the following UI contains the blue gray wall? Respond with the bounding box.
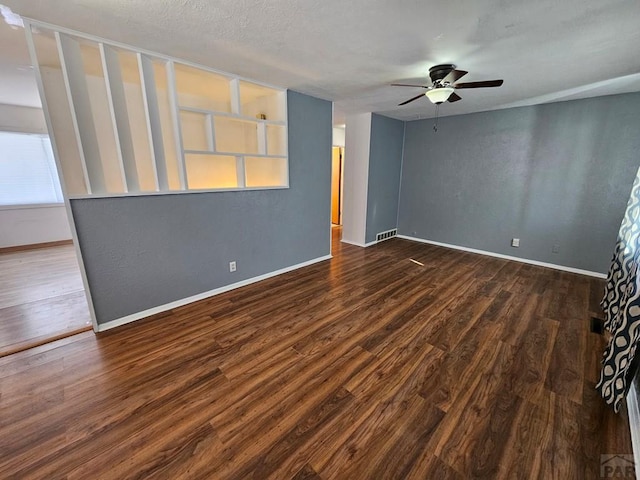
[365,113,405,243]
[398,93,640,274]
[71,90,332,324]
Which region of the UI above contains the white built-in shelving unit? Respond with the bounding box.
[25,22,289,198]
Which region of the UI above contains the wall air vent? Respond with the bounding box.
[376,228,397,242]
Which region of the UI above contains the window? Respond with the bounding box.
[0,132,63,206]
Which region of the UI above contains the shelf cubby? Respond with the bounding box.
[180,110,212,152]
[174,63,232,113]
[239,81,286,122]
[185,154,238,190]
[213,117,259,155]
[245,156,288,188]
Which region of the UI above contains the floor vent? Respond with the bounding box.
[376,229,397,242]
[590,316,604,335]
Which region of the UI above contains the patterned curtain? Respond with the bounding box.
[597,166,640,412]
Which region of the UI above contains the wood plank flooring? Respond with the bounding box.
[0,230,632,479]
[0,244,92,357]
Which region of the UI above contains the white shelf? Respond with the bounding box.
[184,150,286,159]
[66,184,289,200]
[178,106,285,126]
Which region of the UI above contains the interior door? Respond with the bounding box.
[331,147,342,225]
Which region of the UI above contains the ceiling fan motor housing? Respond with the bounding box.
[429,64,456,83]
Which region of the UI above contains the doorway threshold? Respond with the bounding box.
[0,325,92,359]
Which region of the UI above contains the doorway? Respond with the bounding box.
[0,14,92,357]
[331,146,344,226]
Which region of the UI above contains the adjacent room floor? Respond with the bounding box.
[0,235,632,479]
[0,243,92,357]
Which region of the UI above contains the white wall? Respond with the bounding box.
[333,126,345,147]
[0,102,72,248]
[0,103,47,133]
[0,205,71,248]
[341,113,371,246]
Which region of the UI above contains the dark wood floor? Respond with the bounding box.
[0,229,632,479]
[0,244,92,357]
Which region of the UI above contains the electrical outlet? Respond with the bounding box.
[511,238,520,248]
[552,244,560,254]
[229,261,236,272]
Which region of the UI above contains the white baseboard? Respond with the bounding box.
[97,254,333,332]
[340,238,377,248]
[627,387,640,479]
[396,235,606,279]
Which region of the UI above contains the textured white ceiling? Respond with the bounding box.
[2,0,640,120]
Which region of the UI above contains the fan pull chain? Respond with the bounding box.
[433,104,439,132]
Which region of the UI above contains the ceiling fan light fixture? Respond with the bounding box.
[425,87,455,104]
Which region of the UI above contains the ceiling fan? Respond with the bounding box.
[392,64,504,106]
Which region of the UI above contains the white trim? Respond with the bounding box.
[97,254,332,332]
[340,239,366,247]
[282,89,290,189]
[230,78,240,114]
[340,238,378,248]
[395,121,406,228]
[329,104,336,256]
[627,387,640,480]
[0,126,48,135]
[0,203,65,210]
[67,184,289,200]
[184,150,286,159]
[166,61,188,190]
[257,122,267,155]
[205,114,215,152]
[24,21,100,331]
[361,117,371,245]
[235,155,246,188]
[0,126,47,135]
[397,235,607,279]
[179,106,286,126]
